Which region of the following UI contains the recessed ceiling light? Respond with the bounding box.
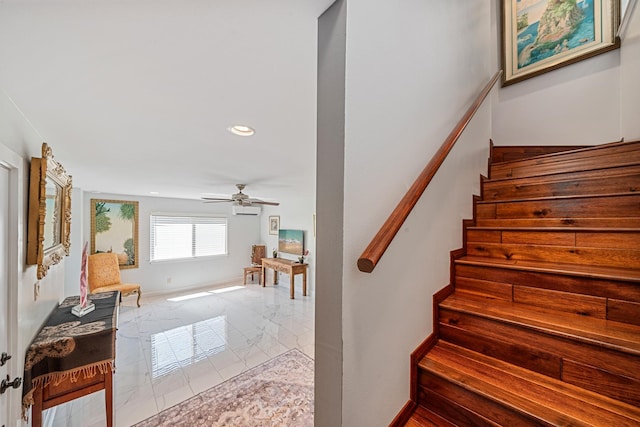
[149,191,159,195]
[229,124,255,136]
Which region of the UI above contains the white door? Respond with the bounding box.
[0,144,22,426]
[0,162,10,426]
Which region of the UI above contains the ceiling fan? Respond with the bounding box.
[202,184,280,206]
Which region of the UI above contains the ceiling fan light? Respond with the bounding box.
[229,124,255,136]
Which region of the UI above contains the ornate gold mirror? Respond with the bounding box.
[27,142,72,279]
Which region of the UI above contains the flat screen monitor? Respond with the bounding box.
[278,229,304,256]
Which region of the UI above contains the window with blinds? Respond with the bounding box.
[150,215,227,261]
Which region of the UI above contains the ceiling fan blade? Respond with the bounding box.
[249,199,280,206]
[202,197,233,203]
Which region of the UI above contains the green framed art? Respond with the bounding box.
[90,199,139,268]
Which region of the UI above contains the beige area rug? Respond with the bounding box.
[133,349,314,427]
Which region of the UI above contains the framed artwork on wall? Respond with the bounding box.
[269,215,280,235]
[501,0,620,86]
[90,199,139,269]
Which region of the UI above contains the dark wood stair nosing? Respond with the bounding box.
[455,256,640,283]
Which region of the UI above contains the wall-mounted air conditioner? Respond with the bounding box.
[232,205,262,216]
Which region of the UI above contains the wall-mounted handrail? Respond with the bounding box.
[357,70,502,273]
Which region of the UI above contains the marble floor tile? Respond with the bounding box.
[47,280,314,426]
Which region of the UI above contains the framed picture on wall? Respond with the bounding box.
[90,199,139,269]
[269,215,280,235]
[501,0,620,86]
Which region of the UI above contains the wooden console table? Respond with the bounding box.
[261,258,308,299]
[22,292,119,427]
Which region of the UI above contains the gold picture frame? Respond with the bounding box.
[27,142,73,280]
[269,215,280,235]
[90,199,139,269]
[502,0,620,86]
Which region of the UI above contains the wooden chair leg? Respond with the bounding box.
[136,289,141,307]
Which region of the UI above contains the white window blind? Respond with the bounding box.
[150,215,227,261]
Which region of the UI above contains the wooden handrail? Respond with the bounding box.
[357,70,503,273]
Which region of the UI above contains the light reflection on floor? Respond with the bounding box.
[151,316,227,378]
[166,285,244,302]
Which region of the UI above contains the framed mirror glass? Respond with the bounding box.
[27,142,72,279]
[43,176,62,249]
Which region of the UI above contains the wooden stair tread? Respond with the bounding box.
[440,293,640,356]
[420,341,640,426]
[476,190,639,205]
[490,150,640,180]
[491,139,635,166]
[456,255,640,282]
[491,140,640,169]
[404,406,456,427]
[491,144,592,163]
[485,162,640,184]
[484,164,640,201]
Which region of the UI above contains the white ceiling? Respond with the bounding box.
[0,0,334,202]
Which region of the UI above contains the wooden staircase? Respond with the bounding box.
[399,140,640,426]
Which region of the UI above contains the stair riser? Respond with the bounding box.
[456,277,608,319]
[466,242,640,269]
[478,194,640,219]
[418,374,546,427]
[491,145,591,163]
[492,141,639,168]
[467,230,640,250]
[562,359,640,407]
[484,168,640,201]
[475,217,640,228]
[438,311,640,406]
[491,144,640,180]
[609,299,640,326]
[455,263,640,305]
[440,323,561,378]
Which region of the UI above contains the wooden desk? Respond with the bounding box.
[261,258,308,299]
[22,292,119,427]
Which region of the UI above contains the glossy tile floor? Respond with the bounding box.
[49,280,315,427]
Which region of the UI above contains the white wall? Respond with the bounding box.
[620,1,640,139]
[0,90,66,425]
[493,1,640,145]
[80,193,261,296]
[334,1,497,425]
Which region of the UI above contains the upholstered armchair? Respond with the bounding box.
[88,253,142,307]
[243,244,266,285]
